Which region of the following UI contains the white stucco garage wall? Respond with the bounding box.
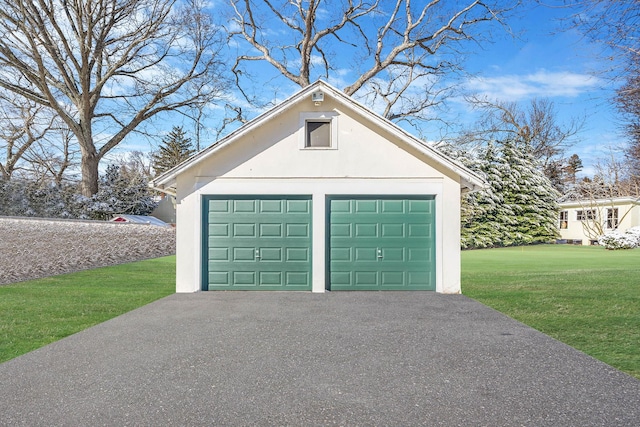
[153,82,481,294]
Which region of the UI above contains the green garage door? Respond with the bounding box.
[329,197,435,290]
[203,196,312,290]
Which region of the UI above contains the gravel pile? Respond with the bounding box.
[0,217,176,285]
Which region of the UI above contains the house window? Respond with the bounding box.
[305,120,331,147]
[607,208,619,229]
[299,112,338,150]
[576,209,596,221]
[559,210,568,229]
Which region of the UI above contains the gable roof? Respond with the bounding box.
[149,80,485,196]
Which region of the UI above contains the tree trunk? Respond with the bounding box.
[80,151,100,197]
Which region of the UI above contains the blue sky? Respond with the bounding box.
[458,3,620,176]
[111,2,622,177]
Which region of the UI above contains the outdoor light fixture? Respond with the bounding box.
[311,91,324,106]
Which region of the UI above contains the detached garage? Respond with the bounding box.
[150,81,483,294]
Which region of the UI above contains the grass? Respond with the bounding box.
[0,256,175,364]
[2,247,639,381]
[462,245,640,380]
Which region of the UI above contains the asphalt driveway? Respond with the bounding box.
[0,292,638,426]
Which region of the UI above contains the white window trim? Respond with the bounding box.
[299,111,339,150]
[606,207,619,229]
[576,209,596,221]
[559,210,568,229]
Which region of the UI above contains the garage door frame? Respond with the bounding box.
[326,195,436,291]
[201,195,313,291]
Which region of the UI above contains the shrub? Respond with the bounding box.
[598,230,640,250]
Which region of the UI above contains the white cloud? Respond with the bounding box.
[466,70,600,101]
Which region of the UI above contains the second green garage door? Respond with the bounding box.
[203,196,312,290]
[328,196,436,290]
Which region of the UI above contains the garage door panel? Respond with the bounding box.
[355,247,377,261]
[233,247,256,261]
[259,224,282,237]
[355,271,377,286]
[355,200,377,213]
[287,199,311,213]
[381,248,404,261]
[330,247,351,261]
[409,199,431,213]
[260,199,282,213]
[331,223,351,237]
[409,271,430,286]
[355,223,377,237]
[331,199,351,212]
[209,223,229,237]
[409,248,429,262]
[259,271,282,285]
[381,271,404,286]
[329,197,435,291]
[381,223,404,237]
[286,247,309,262]
[408,223,430,237]
[286,223,310,237]
[209,199,230,213]
[381,200,403,213]
[233,271,256,285]
[203,196,312,291]
[331,271,351,286]
[234,200,256,212]
[259,247,282,261]
[233,223,256,237]
[209,247,229,261]
[209,271,229,285]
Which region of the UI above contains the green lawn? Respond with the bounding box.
[3,248,639,381]
[462,245,640,380]
[0,256,175,364]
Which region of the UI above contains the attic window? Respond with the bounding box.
[299,112,338,150]
[306,121,331,147]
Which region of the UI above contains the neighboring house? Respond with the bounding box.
[150,195,177,224]
[149,81,484,294]
[558,197,640,245]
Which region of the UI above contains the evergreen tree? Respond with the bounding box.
[152,126,196,176]
[499,141,560,246]
[456,140,560,248]
[460,143,511,248]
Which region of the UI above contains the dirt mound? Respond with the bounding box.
[0,217,176,285]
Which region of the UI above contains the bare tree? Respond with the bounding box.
[229,0,517,122]
[616,70,640,180]
[0,0,227,196]
[566,1,639,80]
[562,2,640,181]
[113,150,155,182]
[23,122,80,186]
[459,97,583,167]
[0,94,54,180]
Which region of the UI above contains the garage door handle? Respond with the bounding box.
[255,249,261,260]
[377,248,383,259]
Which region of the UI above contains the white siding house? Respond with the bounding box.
[558,197,640,245]
[150,81,484,293]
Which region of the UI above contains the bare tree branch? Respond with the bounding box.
[0,93,54,180]
[0,0,228,195]
[461,96,583,167]
[229,0,516,122]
